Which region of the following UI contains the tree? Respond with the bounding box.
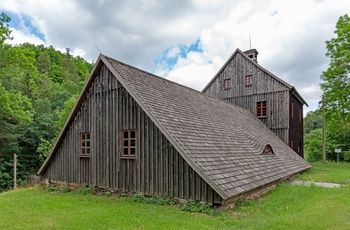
[304,129,323,162]
[0,13,94,190]
[320,14,350,162]
[0,12,12,45]
[303,110,322,134]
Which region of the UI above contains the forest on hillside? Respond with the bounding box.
[0,13,93,191]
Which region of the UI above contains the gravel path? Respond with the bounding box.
[290,180,342,188]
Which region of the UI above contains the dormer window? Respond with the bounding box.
[262,144,274,154]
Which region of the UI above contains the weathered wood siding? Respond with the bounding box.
[289,95,304,157]
[42,64,222,204]
[203,52,291,144]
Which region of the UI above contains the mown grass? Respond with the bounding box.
[0,162,349,229]
[296,162,350,184]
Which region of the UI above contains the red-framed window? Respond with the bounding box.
[223,79,232,89]
[80,132,91,157]
[292,101,295,118]
[121,130,136,159]
[256,101,267,118]
[245,75,252,86]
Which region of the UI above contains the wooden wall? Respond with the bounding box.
[42,64,222,204]
[289,95,304,157]
[203,52,291,145]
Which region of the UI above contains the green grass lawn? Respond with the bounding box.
[296,162,350,184]
[1,162,349,229]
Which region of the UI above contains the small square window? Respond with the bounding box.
[121,130,136,159]
[256,101,267,118]
[245,75,252,86]
[80,132,91,158]
[223,79,232,89]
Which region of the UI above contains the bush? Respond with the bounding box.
[182,199,221,216]
[304,129,322,162]
[0,160,30,192]
[78,184,95,195]
[132,193,176,206]
[343,150,350,162]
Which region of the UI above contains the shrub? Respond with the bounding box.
[48,186,58,193]
[132,193,176,206]
[182,199,221,216]
[343,150,350,162]
[78,184,95,195]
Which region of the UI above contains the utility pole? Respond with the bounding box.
[322,95,326,164]
[14,154,17,189]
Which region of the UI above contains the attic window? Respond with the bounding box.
[121,129,136,159]
[223,79,232,89]
[256,101,267,118]
[262,144,274,154]
[245,75,252,86]
[80,132,91,158]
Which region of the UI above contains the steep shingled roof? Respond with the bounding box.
[102,55,311,199]
[38,54,311,200]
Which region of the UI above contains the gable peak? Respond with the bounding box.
[243,49,259,63]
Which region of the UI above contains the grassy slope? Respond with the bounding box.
[0,162,349,230]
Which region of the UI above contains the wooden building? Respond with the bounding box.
[38,54,310,206]
[202,49,308,158]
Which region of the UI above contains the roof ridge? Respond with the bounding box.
[102,54,206,95]
[103,54,254,114]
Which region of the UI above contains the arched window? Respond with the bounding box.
[262,144,274,154]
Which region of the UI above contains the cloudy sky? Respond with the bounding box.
[1,0,349,115]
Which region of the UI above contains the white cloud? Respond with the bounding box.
[6,28,44,46]
[1,0,350,113]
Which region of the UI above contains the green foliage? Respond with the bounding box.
[0,12,93,191]
[0,160,30,192]
[303,110,322,134]
[78,184,95,195]
[344,150,350,162]
[304,129,323,162]
[182,199,222,216]
[0,12,12,44]
[37,138,54,163]
[55,95,78,132]
[132,193,176,206]
[320,14,350,162]
[48,186,58,193]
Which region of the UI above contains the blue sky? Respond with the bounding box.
[1,0,350,115]
[5,11,45,41]
[155,39,203,74]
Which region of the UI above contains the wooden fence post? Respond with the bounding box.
[14,154,17,189]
